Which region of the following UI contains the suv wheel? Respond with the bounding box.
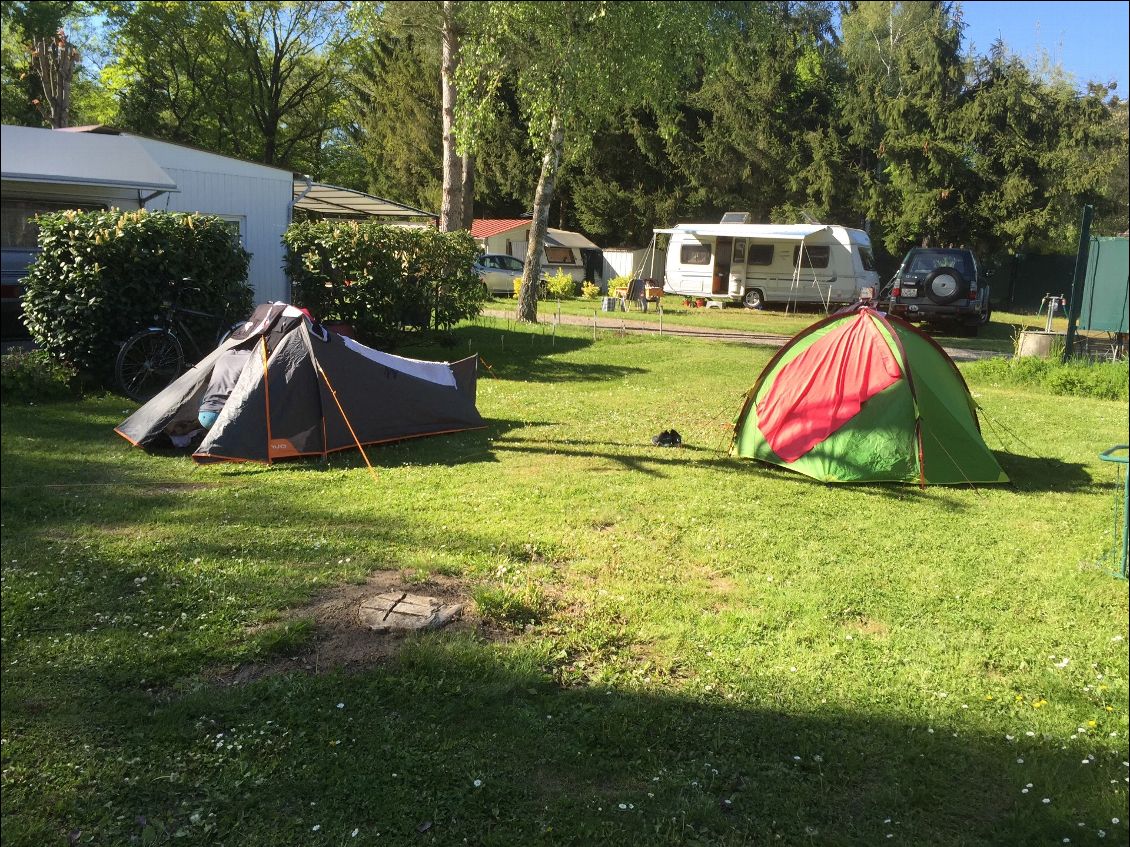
[925,266,969,305]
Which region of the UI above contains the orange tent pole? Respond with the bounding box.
[314,359,379,483]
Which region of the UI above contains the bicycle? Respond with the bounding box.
[115,278,243,402]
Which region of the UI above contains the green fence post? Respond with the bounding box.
[1064,205,1093,361]
[1099,445,1129,580]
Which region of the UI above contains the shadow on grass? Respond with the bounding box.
[487,439,996,509]
[0,627,1119,846]
[403,324,649,384]
[2,402,1124,844]
[996,453,1096,493]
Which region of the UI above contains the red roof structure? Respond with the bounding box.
[470,219,530,239]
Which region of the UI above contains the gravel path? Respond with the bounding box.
[480,308,1008,362]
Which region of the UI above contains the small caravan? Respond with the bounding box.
[656,214,880,308]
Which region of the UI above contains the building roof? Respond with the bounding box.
[1,124,177,194]
[471,220,600,250]
[471,219,531,239]
[60,125,294,176]
[293,179,437,219]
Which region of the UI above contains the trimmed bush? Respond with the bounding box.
[544,269,576,299]
[22,210,251,379]
[581,281,600,299]
[284,221,485,346]
[0,349,80,404]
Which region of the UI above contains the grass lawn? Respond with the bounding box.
[2,322,1127,846]
[486,294,1093,355]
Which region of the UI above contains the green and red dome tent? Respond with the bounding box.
[732,306,1008,485]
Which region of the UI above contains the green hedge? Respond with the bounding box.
[283,221,485,345]
[22,209,252,379]
[963,356,1129,402]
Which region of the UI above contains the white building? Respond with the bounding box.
[1,124,435,338]
[602,245,667,284]
[2,124,294,304]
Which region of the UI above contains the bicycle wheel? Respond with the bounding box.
[115,329,185,402]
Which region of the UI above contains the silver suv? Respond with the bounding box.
[885,248,991,335]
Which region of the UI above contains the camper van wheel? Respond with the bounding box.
[115,329,185,403]
[742,288,765,310]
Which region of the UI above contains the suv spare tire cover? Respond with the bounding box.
[924,266,969,305]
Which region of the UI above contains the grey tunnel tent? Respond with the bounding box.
[116,304,485,463]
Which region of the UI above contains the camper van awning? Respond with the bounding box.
[1,125,177,194]
[545,228,600,250]
[293,178,437,220]
[654,224,829,240]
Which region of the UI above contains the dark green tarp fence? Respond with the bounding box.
[1078,237,1129,334]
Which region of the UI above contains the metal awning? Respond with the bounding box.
[545,228,600,250]
[1,125,177,194]
[293,177,437,220]
[654,224,829,240]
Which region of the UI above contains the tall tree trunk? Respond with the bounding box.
[439,0,463,231]
[517,112,564,323]
[460,152,475,230]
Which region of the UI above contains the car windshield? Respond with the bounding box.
[908,251,972,277]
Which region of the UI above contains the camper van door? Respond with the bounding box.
[729,239,747,297]
[711,238,733,296]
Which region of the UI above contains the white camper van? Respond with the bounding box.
[656,217,880,308]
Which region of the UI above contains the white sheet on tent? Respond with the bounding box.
[340,336,457,387]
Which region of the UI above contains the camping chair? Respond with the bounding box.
[625,278,648,312]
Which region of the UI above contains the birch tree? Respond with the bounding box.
[457,1,723,322]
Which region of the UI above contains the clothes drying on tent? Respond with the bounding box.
[116,303,485,464]
[197,347,252,427]
[731,305,1008,485]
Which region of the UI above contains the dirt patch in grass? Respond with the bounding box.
[212,570,484,686]
[708,575,737,594]
[847,616,890,638]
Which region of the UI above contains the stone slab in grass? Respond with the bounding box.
[359,592,463,633]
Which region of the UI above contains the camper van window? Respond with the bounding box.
[680,244,712,265]
[545,246,574,264]
[859,247,876,271]
[732,241,746,263]
[747,244,774,265]
[793,245,830,269]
